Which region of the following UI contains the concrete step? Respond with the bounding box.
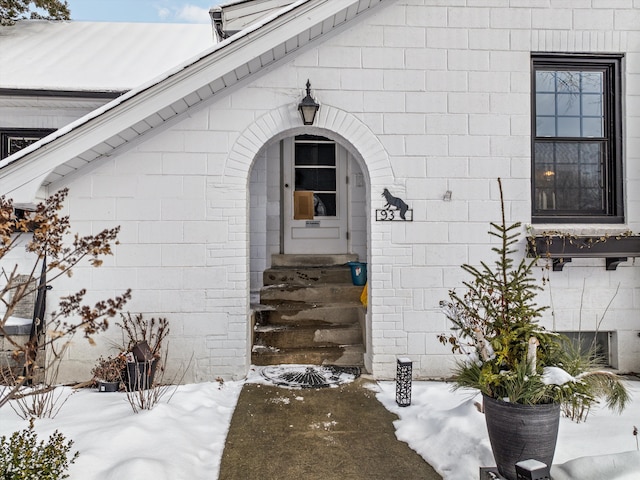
[271,254,358,267]
[260,283,364,305]
[254,303,363,326]
[251,345,365,367]
[254,254,366,368]
[263,266,353,286]
[254,323,362,349]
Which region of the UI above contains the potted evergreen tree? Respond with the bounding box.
[438,178,629,480]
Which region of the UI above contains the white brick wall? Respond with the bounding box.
[21,0,639,382]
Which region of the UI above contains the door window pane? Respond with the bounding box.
[294,136,337,217]
[313,193,335,216]
[295,143,336,166]
[295,168,336,191]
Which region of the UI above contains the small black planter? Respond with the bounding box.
[97,381,120,393]
[125,360,157,391]
[483,394,560,480]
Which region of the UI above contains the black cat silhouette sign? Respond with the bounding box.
[377,188,413,221]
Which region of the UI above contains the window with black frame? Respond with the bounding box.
[531,54,623,223]
[1,129,55,160]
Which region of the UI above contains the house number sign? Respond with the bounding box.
[376,188,413,221]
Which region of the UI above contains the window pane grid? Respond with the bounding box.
[534,140,606,215]
[535,71,604,138]
[532,56,620,223]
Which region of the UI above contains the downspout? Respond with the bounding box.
[26,255,49,383]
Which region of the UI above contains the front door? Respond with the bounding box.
[283,135,348,254]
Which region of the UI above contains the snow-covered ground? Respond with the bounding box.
[0,373,638,479]
[0,381,242,480]
[375,379,640,480]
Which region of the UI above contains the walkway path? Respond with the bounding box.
[219,376,442,480]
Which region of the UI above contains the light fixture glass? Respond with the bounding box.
[298,79,319,125]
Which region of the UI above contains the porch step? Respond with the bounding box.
[263,265,353,286]
[254,303,363,326]
[254,323,362,349]
[252,345,365,367]
[252,254,366,369]
[260,283,364,304]
[271,254,358,267]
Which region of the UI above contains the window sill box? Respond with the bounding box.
[526,234,640,271]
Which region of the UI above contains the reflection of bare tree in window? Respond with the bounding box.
[8,136,41,155]
[536,71,603,138]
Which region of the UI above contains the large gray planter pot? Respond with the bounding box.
[483,394,560,480]
[125,359,158,391]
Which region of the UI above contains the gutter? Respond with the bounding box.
[0,88,125,99]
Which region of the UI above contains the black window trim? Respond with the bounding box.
[530,52,624,224]
[0,128,56,160]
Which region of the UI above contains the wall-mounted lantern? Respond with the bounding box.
[298,79,319,125]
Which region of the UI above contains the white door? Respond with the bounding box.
[283,135,348,254]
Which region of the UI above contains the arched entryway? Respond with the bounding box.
[224,103,393,374]
[248,131,368,367]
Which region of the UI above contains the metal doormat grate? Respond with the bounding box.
[260,365,360,388]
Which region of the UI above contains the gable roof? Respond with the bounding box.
[0,0,384,202]
[0,21,213,92]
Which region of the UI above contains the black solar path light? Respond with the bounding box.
[395,357,412,407]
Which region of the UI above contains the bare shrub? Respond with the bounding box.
[1,189,131,414]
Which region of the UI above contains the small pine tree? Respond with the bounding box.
[439,178,557,403]
[439,178,628,415]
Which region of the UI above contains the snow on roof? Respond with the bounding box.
[0,21,214,92]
